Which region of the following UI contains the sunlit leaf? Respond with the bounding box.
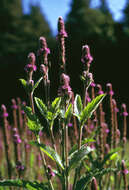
[69,138,95,156]
[34,97,47,118]
[67,145,93,174]
[32,77,43,94]
[30,141,64,170]
[64,104,73,125]
[0,179,48,190]
[21,105,42,132]
[80,94,106,125]
[74,94,83,117]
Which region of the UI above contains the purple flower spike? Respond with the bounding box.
[68,123,73,127]
[106,83,114,96]
[121,160,128,174]
[123,112,128,116]
[121,103,128,116]
[114,107,119,112]
[25,52,36,72]
[1,104,9,118]
[106,83,112,87]
[47,165,55,179]
[13,134,22,144]
[81,45,93,65]
[96,84,104,95]
[105,128,110,133]
[11,105,18,109]
[37,37,50,56]
[21,110,25,115]
[87,97,91,102]
[25,143,30,149]
[16,161,25,172]
[58,73,73,99]
[24,64,37,72]
[2,112,9,118]
[109,90,114,96]
[91,177,98,190]
[91,82,96,87]
[39,131,43,136]
[57,16,68,38]
[28,52,36,64]
[98,90,104,95]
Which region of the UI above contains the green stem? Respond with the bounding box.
[49,122,57,152]
[29,92,35,114]
[64,125,69,190]
[78,126,83,149]
[73,126,83,189]
[37,135,54,190]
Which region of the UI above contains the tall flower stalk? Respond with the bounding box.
[1,105,12,178]
[25,52,37,113]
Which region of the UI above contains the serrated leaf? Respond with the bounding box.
[0,179,48,190]
[30,141,64,170]
[74,94,83,117]
[21,105,42,132]
[75,168,116,190]
[68,145,93,174]
[64,104,73,125]
[34,97,48,118]
[80,94,106,125]
[69,138,95,156]
[32,77,43,94]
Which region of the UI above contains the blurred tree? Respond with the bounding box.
[65,0,116,94]
[123,0,129,27]
[0,0,23,64]
[21,5,52,54]
[0,0,53,107]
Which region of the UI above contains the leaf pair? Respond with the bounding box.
[30,141,64,170]
[35,97,61,129]
[20,77,43,94]
[21,105,42,132]
[74,94,106,126]
[60,103,73,125]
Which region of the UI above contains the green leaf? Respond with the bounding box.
[19,78,30,93]
[69,138,95,156]
[0,179,48,190]
[100,148,119,168]
[32,77,43,94]
[50,97,61,113]
[46,111,53,121]
[67,145,93,174]
[34,97,48,118]
[75,168,116,190]
[74,94,83,117]
[80,94,106,125]
[22,105,42,132]
[30,141,64,170]
[64,104,73,125]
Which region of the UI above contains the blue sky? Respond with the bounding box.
[22,0,127,34]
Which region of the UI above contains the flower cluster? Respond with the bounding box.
[57,16,67,38]
[24,52,36,73]
[58,73,73,99]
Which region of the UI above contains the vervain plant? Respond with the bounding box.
[0,17,128,190]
